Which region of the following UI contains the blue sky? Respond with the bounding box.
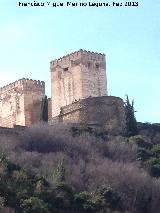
[0,0,160,123]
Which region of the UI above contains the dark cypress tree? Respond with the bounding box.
[40,96,48,122]
[124,95,138,136]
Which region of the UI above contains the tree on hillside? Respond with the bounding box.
[124,95,138,136]
[40,96,48,122]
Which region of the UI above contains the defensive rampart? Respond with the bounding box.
[51,96,126,133]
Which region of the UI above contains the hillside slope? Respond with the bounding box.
[0,123,160,213]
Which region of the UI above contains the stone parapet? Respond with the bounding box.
[50,49,105,68]
[0,78,45,93]
[51,96,126,134]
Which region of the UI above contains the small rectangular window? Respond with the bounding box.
[96,64,99,69]
[64,67,69,72]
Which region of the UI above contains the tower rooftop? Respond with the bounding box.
[50,49,105,66]
[0,78,45,93]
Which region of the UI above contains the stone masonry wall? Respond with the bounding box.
[50,49,107,117]
[0,80,25,128]
[0,79,45,128]
[48,98,52,120]
[52,96,126,133]
[23,79,45,126]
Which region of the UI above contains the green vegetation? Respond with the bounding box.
[0,154,122,213]
[124,95,138,136]
[40,96,48,122]
[129,136,160,177]
[0,121,160,212]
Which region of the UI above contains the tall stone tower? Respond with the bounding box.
[50,49,107,117]
[0,79,45,128]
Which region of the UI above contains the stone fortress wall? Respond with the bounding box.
[0,78,45,128]
[50,49,107,117]
[0,49,126,132]
[50,49,126,133]
[52,96,126,133]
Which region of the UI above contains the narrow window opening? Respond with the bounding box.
[64,67,69,72]
[96,64,99,69]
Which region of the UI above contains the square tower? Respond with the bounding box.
[50,49,107,117]
[0,79,45,128]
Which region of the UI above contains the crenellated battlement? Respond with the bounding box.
[50,49,105,68]
[21,78,45,86]
[0,78,45,93]
[22,78,45,92]
[0,80,21,93]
